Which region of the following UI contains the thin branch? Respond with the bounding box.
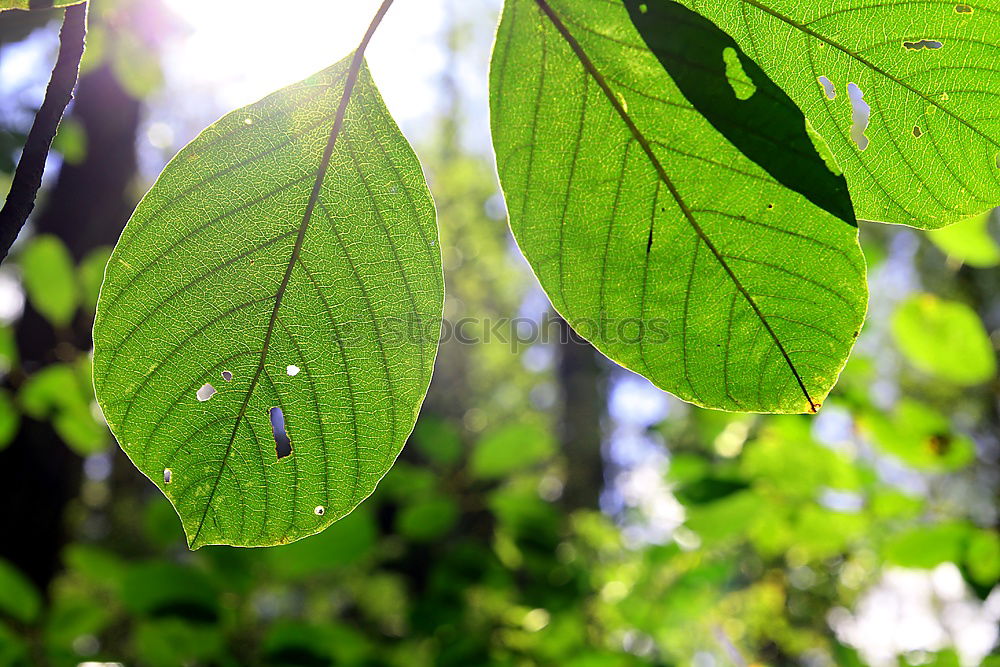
[0,2,88,264]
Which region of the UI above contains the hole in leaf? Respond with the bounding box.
[221,370,233,382]
[847,83,871,151]
[913,126,923,138]
[286,364,300,376]
[270,407,292,459]
[955,4,973,12]
[163,468,172,484]
[639,3,647,12]
[818,75,836,100]
[722,47,756,100]
[903,39,943,50]
[314,506,325,516]
[766,203,775,211]
[196,383,216,402]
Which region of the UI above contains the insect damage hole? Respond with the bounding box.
[913,126,923,138]
[270,407,292,459]
[903,39,943,50]
[847,83,871,151]
[955,4,973,12]
[196,383,216,402]
[722,47,756,100]
[221,370,233,382]
[286,364,300,376]
[314,506,325,516]
[818,75,836,100]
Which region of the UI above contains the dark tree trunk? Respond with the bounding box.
[0,64,140,591]
[555,315,605,510]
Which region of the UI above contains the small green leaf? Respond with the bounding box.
[967,530,1000,586]
[861,399,975,471]
[264,506,377,579]
[490,0,867,413]
[470,421,555,479]
[883,522,970,569]
[928,209,1000,268]
[0,390,19,452]
[394,496,459,541]
[0,558,41,624]
[52,117,87,165]
[0,325,17,374]
[93,55,442,548]
[411,416,462,466]
[891,294,996,386]
[17,234,79,328]
[19,359,106,455]
[78,246,112,313]
[0,623,29,665]
[680,0,1000,228]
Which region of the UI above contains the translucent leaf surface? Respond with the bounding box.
[0,558,40,623]
[490,0,867,412]
[928,208,1000,267]
[18,234,78,328]
[625,0,854,225]
[891,293,995,385]
[93,55,443,548]
[681,0,1000,228]
[0,389,17,452]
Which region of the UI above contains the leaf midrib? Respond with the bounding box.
[532,0,819,411]
[738,0,1000,150]
[189,3,394,546]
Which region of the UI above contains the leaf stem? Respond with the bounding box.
[0,2,88,264]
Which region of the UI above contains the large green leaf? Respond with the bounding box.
[93,54,442,548]
[680,0,1000,228]
[490,0,867,412]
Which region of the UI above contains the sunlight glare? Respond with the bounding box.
[160,0,446,135]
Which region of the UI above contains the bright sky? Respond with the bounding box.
[157,0,452,147]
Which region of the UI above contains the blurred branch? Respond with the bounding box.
[0,2,87,264]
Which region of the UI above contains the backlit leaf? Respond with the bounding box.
[490,0,867,413]
[860,399,975,471]
[93,55,443,548]
[928,209,1000,267]
[626,0,854,225]
[882,522,970,568]
[891,294,995,385]
[680,0,1000,228]
[0,390,19,452]
[17,234,79,328]
[966,530,1000,586]
[0,558,40,624]
[78,246,112,312]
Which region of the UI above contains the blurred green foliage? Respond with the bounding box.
[0,2,998,666]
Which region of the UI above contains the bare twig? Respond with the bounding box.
[0,2,87,264]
